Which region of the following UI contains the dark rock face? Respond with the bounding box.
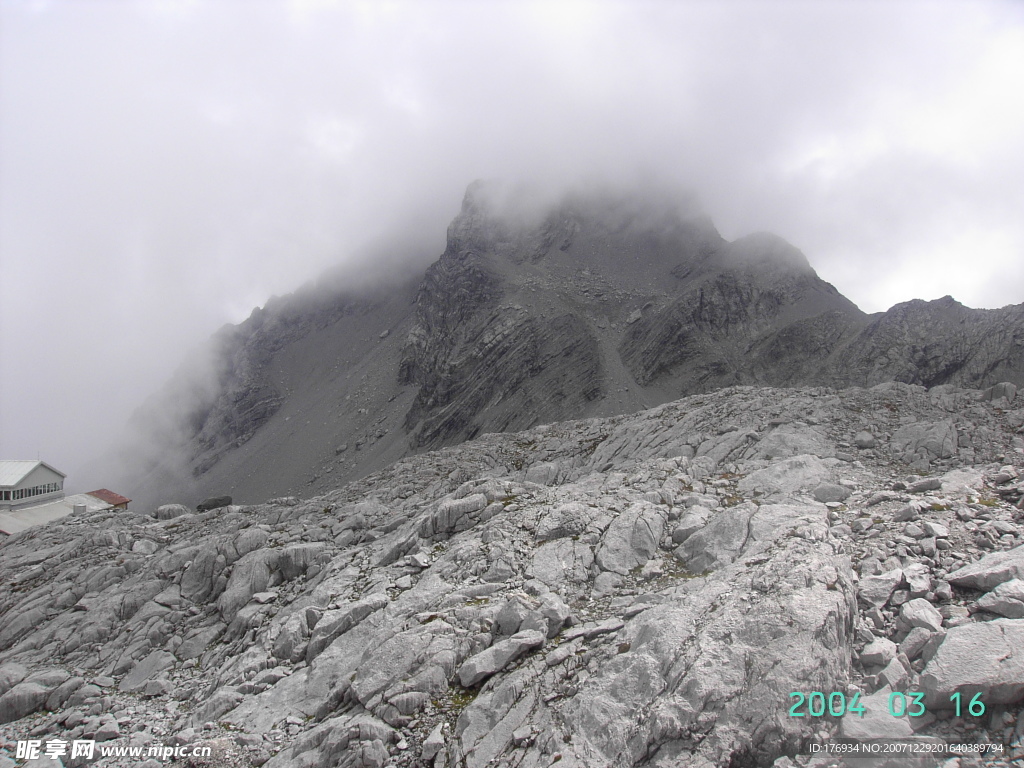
[399,205,604,448]
[196,495,232,513]
[108,181,1024,507]
[826,296,1024,389]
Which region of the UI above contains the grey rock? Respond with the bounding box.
[556,515,855,766]
[0,682,49,723]
[858,569,903,608]
[839,686,915,740]
[891,420,957,463]
[908,477,942,493]
[535,501,589,541]
[903,562,932,597]
[899,598,944,632]
[592,571,622,596]
[894,504,919,522]
[21,759,63,768]
[978,578,1024,618]
[196,495,232,512]
[216,549,276,620]
[276,542,328,579]
[947,545,1024,590]
[854,430,877,449]
[749,423,835,460]
[131,538,160,554]
[904,522,925,538]
[813,483,852,503]
[305,593,389,662]
[877,655,911,691]
[594,501,665,574]
[537,592,571,638]
[494,596,536,636]
[860,637,898,667]
[458,630,545,687]
[95,719,121,741]
[179,544,223,604]
[899,626,937,660]
[735,454,832,498]
[0,663,27,697]
[119,650,176,693]
[563,618,626,641]
[153,503,190,520]
[524,462,559,486]
[920,619,1024,707]
[528,538,594,588]
[422,722,446,761]
[982,382,1017,403]
[175,623,225,661]
[425,494,488,536]
[670,505,711,544]
[675,504,755,573]
[8,371,1024,765]
[45,676,83,710]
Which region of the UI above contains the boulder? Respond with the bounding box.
[153,503,190,520]
[812,483,851,503]
[907,477,942,493]
[118,650,176,693]
[839,686,915,740]
[982,382,1017,403]
[977,579,1024,618]
[0,663,27,697]
[306,593,389,662]
[899,598,943,633]
[196,495,232,513]
[670,506,711,544]
[536,502,589,541]
[524,462,559,486]
[594,501,666,575]
[919,619,1024,707]
[891,420,957,463]
[858,570,903,608]
[674,505,755,573]
[947,545,1024,591]
[458,630,545,687]
[853,431,877,449]
[0,682,49,723]
[736,454,833,498]
[860,637,897,667]
[750,423,835,459]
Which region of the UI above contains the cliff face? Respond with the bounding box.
[111,181,1024,507]
[826,296,1024,389]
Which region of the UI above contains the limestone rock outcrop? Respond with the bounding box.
[5,382,1024,766]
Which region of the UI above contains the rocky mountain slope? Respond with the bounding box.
[3,380,1024,767]
[109,180,1024,509]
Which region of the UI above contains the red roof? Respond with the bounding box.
[86,489,132,507]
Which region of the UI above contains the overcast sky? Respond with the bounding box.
[2,0,1023,485]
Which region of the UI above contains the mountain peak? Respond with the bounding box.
[720,231,813,274]
[104,182,1024,508]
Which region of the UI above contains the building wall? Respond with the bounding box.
[0,464,65,510]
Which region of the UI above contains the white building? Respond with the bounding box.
[0,460,65,511]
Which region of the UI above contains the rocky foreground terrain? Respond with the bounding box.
[5,380,1024,767]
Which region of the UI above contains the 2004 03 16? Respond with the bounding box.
[788,691,986,718]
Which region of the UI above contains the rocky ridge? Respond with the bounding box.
[4,381,1024,767]
[108,181,1024,508]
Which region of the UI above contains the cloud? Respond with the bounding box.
[2,0,1023,484]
